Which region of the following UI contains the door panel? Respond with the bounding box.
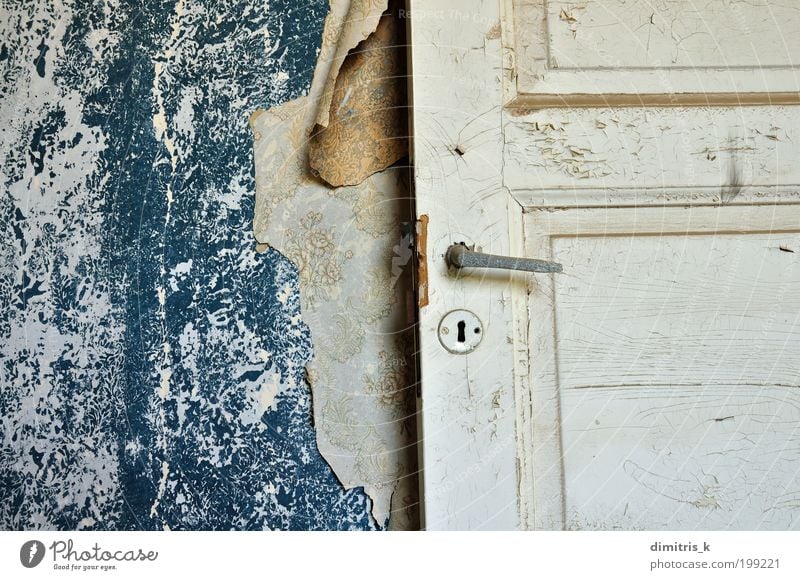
[543,0,800,69]
[502,106,800,203]
[512,0,800,105]
[524,206,800,529]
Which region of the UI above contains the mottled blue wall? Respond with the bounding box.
[1,0,376,530]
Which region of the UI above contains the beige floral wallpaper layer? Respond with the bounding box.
[249,0,417,529]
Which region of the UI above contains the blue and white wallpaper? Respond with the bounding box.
[0,0,377,530]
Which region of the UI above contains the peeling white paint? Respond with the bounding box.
[149,461,171,518]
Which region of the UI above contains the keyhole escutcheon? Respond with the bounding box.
[438,309,484,354]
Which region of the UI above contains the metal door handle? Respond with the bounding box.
[445,244,563,273]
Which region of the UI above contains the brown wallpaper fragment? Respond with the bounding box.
[314,0,389,130]
[308,10,408,187]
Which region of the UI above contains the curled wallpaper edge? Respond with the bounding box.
[247,0,418,529]
[313,0,390,130]
[308,9,408,188]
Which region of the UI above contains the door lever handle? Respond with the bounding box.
[445,244,563,274]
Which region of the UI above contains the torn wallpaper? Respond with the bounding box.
[313,0,389,130]
[1,0,383,530]
[250,1,418,529]
[309,10,408,187]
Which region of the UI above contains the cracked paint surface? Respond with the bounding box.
[1,0,376,530]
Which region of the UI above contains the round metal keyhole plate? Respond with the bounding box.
[438,309,483,354]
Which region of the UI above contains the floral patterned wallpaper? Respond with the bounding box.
[0,0,386,530]
[250,0,418,530]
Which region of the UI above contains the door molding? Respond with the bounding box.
[508,0,800,107]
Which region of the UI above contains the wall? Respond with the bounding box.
[0,0,377,530]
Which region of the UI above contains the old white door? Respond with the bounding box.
[409,0,800,530]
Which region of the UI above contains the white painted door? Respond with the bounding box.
[409,0,800,530]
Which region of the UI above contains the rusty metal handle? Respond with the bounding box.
[446,244,563,274]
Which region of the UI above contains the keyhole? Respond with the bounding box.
[438,310,483,354]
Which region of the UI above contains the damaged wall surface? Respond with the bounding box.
[0,0,388,530]
[250,0,417,529]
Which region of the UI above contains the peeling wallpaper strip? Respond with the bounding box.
[312,0,390,130]
[250,2,418,529]
[309,10,408,187]
[1,0,379,530]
